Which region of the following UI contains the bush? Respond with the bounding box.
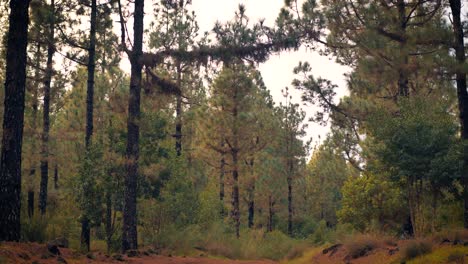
[447,251,465,264]
[401,239,433,261]
[343,234,380,259]
[21,215,48,243]
[140,221,307,261]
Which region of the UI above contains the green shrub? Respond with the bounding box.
[401,240,433,261]
[21,215,48,243]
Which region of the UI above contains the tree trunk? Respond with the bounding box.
[39,0,55,215]
[431,188,438,233]
[220,142,225,217]
[27,191,34,219]
[231,150,240,238]
[449,0,468,229]
[267,195,274,232]
[175,63,182,156]
[53,164,58,189]
[105,191,112,254]
[397,0,409,97]
[0,0,31,241]
[247,159,255,229]
[81,0,97,252]
[248,197,254,229]
[122,0,144,252]
[287,158,293,236]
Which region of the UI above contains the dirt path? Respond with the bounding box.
[127,255,277,264]
[0,242,278,264]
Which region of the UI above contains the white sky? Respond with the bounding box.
[120,0,350,146]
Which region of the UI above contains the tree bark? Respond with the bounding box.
[27,191,34,218]
[287,172,293,236]
[53,164,58,190]
[220,142,225,217]
[449,0,468,229]
[0,0,31,241]
[122,0,144,252]
[267,195,274,232]
[396,0,409,97]
[247,158,255,229]
[81,0,97,252]
[175,63,182,156]
[105,190,113,254]
[231,150,240,238]
[39,0,55,215]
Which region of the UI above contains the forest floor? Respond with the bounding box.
[0,242,277,264]
[1,240,468,264]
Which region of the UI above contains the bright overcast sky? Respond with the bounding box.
[120,0,351,147]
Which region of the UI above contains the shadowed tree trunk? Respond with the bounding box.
[175,63,182,156]
[53,164,58,190]
[449,0,468,228]
[220,141,226,217]
[287,156,293,236]
[267,195,274,232]
[247,158,255,229]
[39,0,55,215]
[396,0,409,97]
[81,0,97,252]
[0,0,31,241]
[122,0,144,252]
[231,149,240,238]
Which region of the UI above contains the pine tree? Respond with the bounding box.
[0,0,31,241]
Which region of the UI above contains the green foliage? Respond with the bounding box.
[338,173,404,232]
[75,143,105,227]
[197,177,222,227]
[20,216,48,243]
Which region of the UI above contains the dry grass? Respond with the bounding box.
[432,229,468,244]
[342,234,382,259]
[401,239,433,261]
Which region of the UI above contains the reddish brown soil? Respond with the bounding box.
[0,242,277,264]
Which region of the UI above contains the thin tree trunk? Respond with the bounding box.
[449,0,468,229]
[53,164,58,189]
[397,0,409,97]
[220,142,225,217]
[287,155,293,236]
[230,80,240,238]
[122,0,144,252]
[175,63,182,156]
[39,0,55,215]
[105,190,112,254]
[81,0,97,252]
[247,159,255,229]
[0,0,31,241]
[267,195,274,232]
[231,150,240,238]
[431,188,438,233]
[407,178,417,237]
[247,196,254,228]
[27,191,34,218]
